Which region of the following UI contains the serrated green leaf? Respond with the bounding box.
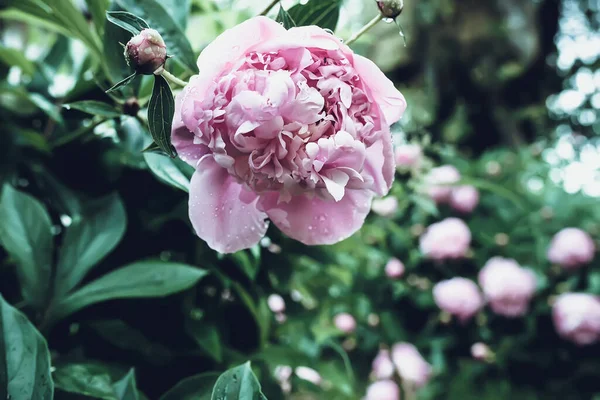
[54,261,208,321]
[0,184,53,309]
[143,152,193,192]
[116,0,198,73]
[276,5,296,29]
[287,0,341,31]
[106,11,150,35]
[0,295,54,400]
[210,362,267,400]
[65,100,121,118]
[148,75,176,157]
[55,193,127,297]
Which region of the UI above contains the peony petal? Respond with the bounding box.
[196,16,286,80]
[189,156,268,253]
[264,189,373,245]
[172,88,208,166]
[353,54,406,125]
[363,134,395,196]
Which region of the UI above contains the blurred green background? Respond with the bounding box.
[0,0,599,399]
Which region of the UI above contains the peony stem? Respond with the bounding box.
[259,0,280,16]
[159,69,188,87]
[344,14,383,46]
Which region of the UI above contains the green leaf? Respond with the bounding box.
[148,75,176,157]
[144,152,194,192]
[162,0,191,29]
[0,46,36,75]
[116,0,198,73]
[29,93,64,124]
[186,321,223,362]
[55,193,127,297]
[86,0,110,37]
[160,372,220,400]
[276,5,297,29]
[230,250,260,281]
[210,362,267,400]
[113,369,140,400]
[54,364,117,400]
[0,184,53,308]
[287,0,341,31]
[106,73,139,94]
[55,261,208,321]
[105,11,150,35]
[65,100,121,118]
[0,295,54,400]
[588,271,600,295]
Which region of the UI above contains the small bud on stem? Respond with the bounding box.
[125,28,167,75]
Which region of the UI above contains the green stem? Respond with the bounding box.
[50,118,108,149]
[345,14,383,46]
[259,0,280,16]
[159,69,188,87]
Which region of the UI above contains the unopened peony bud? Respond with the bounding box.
[471,343,492,362]
[449,185,479,213]
[365,379,401,400]
[478,257,537,317]
[372,349,395,379]
[295,366,322,386]
[267,294,286,313]
[433,278,483,322]
[547,228,595,270]
[334,313,357,333]
[425,165,461,203]
[552,293,600,346]
[391,343,431,387]
[376,0,404,19]
[385,258,405,279]
[372,197,399,217]
[125,28,167,74]
[395,144,422,169]
[419,218,471,260]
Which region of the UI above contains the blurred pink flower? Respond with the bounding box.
[449,185,479,213]
[267,294,285,313]
[372,196,399,217]
[433,277,483,322]
[172,17,406,253]
[395,144,422,169]
[372,349,395,379]
[547,228,595,270]
[365,379,401,400]
[419,218,471,260]
[553,293,600,346]
[385,258,405,279]
[334,312,357,333]
[470,342,491,361]
[391,343,432,387]
[425,165,461,203]
[478,257,537,317]
[295,366,322,386]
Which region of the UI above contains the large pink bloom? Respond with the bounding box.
[172,17,406,253]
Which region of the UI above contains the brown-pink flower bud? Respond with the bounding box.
[125,28,167,75]
[376,0,404,19]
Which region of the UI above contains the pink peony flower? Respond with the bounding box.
[391,343,432,387]
[470,342,491,361]
[433,278,483,322]
[449,185,479,213]
[125,29,167,74]
[547,228,595,270]
[371,196,398,217]
[172,17,406,253]
[334,312,357,333]
[419,218,471,260]
[385,258,405,279]
[478,257,537,317]
[365,379,401,400]
[395,144,422,169]
[424,165,461,203]
[372,349,395,379]
[552,293,600,345]
[267,294,286,313]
